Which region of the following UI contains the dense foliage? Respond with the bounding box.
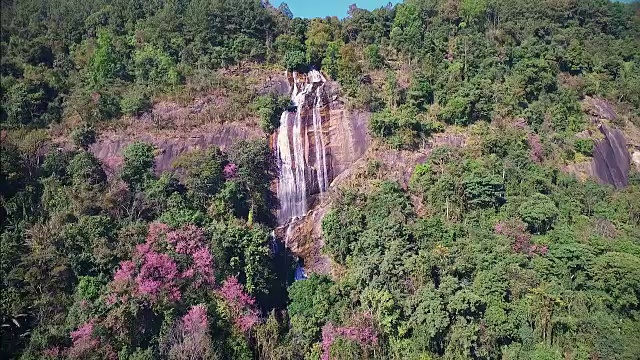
[321,130,640,359]
[2,0,640,360]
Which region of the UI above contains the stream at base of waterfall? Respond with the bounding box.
[275,70,330,225]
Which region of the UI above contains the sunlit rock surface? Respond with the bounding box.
[273,70,370,224]
[580,97,632,188]
[91,123,263,175]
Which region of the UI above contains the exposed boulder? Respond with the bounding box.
[578,97,633,188]
[593,124,631,188]
[583,96,617,122]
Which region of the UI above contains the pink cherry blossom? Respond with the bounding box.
[166,225,206,255]
[68,321,99,359]
[147,222,170,244]
[135,251,181,303]
[67,320,117,360]
[321,315,378,360]
[182,304,209,334]
[113,260,135,283]
[106,223,215,305]
[43,346,61,358]
[223,163,238,180]
[189,247,215,288]
[218,276,260,333]
[528,133,543,163]
[494,220,547,256]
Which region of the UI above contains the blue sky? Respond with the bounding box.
[270,0,636,19]
[271,1,401,19]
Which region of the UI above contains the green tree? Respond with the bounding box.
[89,29,122,86]
[121,141,155,190]
[228,139,274,224]
[283,50,307,72]
[462,174,505,210]
[67,151,106,186]
[591,252,640,312]
[172,148,225,207]
[574,138,594,156]
[519,193,559,234]
[71,124,97,150]
[120,88,152,116]
[287,275,338,346]
[132,45,180,86]
[390,2,423,62]
[364,44,384,70]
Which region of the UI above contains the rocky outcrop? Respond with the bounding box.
[593,124,631,188]
[281,131,468,275]
[576,97,633,188]
[91,123,264,175]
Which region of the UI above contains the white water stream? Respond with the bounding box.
[275,70,329,223]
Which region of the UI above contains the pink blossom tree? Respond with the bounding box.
[66,320,116,360]
[223,163,238,180]
[495,220,548,256]
[105,223,215,306]
[163,304,215,360]
[218,276,260,333]
[69,223,220,358]
[528,133,543,163]
[320,313,378,360]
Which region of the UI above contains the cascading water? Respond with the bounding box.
[275,70,329,224]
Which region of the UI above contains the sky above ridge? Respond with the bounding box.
[271,1,401,19]
[271,1,636,18]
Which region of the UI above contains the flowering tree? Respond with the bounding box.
[163,304,216,360]
[320,314,378,360]
[106,223,215,306]
[65,223,267,357]
[65,320,117,360]
[223,163,238,180]
[528,133,543,163]
[218,276,260,333]
[494,220,548,256]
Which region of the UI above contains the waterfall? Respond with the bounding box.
[312,79,329,193]
[275,70,329,224]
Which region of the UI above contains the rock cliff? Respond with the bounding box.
[579,97,634,188]
[272,71,370,224]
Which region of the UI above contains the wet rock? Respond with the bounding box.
[273,71,371,223]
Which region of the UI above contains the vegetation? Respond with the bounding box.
[1,1,640,360]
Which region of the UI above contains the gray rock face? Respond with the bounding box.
[593,124,631,188]
[579,96,632,188]
[91,123,264,175]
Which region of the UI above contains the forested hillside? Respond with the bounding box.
[1,0,640,359]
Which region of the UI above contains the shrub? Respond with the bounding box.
[574,138,594,156]
[283,50,307,72]
[120,90,151,116]
[71,124,97,150]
